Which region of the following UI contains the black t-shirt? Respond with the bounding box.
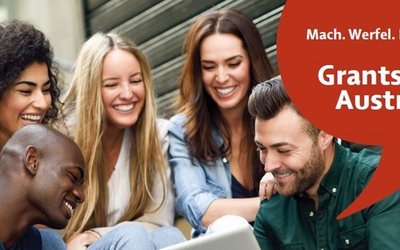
[231,174,258,198]
[7,226,42,250]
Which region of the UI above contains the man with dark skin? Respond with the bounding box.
[0,124,85,250]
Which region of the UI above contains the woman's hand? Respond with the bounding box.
[259,172,276,200]
[66,231,100,250]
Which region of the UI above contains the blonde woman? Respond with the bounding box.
[61,33,185,249]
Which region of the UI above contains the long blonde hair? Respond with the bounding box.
[62,33,166,240]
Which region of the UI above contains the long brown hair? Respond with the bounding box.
[177,9,274,190]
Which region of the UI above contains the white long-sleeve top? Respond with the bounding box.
[93,119,175,236]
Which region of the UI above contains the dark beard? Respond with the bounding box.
[295,143,326,194]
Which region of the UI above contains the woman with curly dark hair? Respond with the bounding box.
[0,19,61,150]
[0,19,65,249]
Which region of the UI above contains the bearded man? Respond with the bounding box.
[249,76,399,250]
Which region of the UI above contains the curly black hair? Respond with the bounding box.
[0,19,61,124]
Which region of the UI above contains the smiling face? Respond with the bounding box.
[101,49,145,130]
[200,33,251,113]
[254,107,326,197]
[31,140,85,229]
[0,62,51,148]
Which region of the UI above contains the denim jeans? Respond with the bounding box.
[88,224,185,250]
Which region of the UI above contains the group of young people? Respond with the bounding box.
[1,7,398,250]
[0,8,275,250]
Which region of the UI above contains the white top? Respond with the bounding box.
[94,119,175,236]
[106,128,132,226]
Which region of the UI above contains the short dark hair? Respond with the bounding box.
[0,20,61,124]
[248,76,294,120]
[249,76,320,140]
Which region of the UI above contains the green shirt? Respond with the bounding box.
[254,143,400,250]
